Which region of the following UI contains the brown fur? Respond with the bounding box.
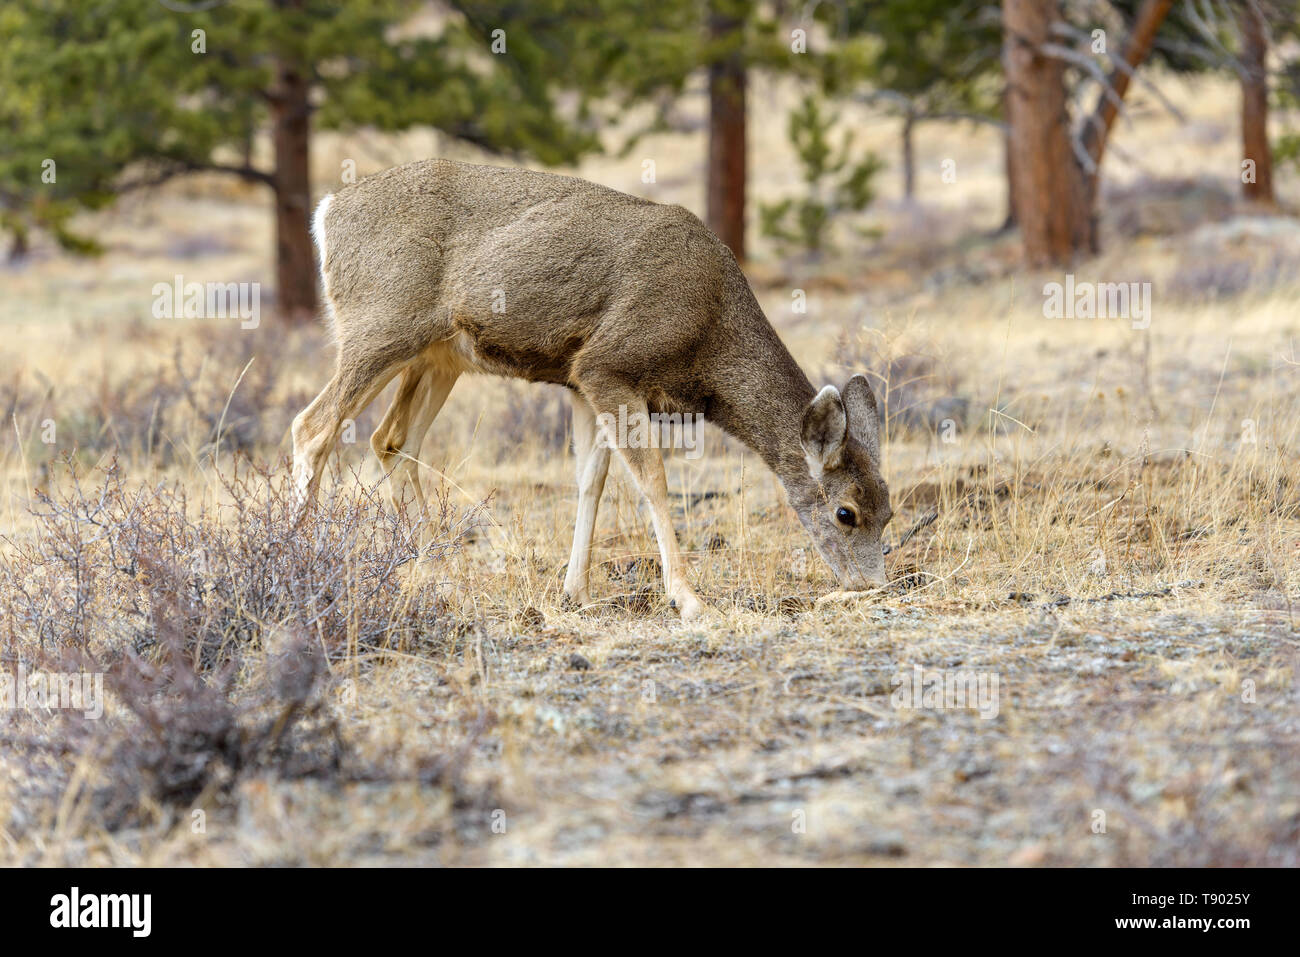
[291,159,892,619]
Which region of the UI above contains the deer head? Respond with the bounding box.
[790,374,892,590]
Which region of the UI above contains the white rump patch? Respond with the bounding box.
[311,194,336,335]
[311,193,332,276]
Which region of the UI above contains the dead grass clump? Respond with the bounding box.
[0,456,483,663]
[1165,246,1300,302]
[1104,176,1236,238]
[821,326,971,440]
[9,324,322,470]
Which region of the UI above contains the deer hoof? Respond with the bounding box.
[673,592,710,624]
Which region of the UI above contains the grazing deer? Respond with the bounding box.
[292,159,892,621]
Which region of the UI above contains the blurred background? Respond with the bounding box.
[3,0,1299,471]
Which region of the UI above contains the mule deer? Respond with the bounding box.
[292,159,892,621]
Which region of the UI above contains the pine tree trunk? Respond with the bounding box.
[1000,85,1018,231]
[706,5,747,261]
[1002,0,1172,263]
[270,46,317,325]
[7,227,28,262]
[1000,127,1019,232]
[1002,0,1093,265]
[1239,1,1274,205]
[901,108,916,201]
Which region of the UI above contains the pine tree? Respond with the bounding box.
[0,0,603,322]
[816,0,1002,203]
[758,94,882,257]
[1003,0,1175,265]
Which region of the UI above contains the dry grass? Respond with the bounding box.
[1,72,1298,866]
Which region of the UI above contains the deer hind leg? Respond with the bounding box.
[291,341,414,516]
[579,384,705,622]
[562,393,611,608]
[370,362,459,528]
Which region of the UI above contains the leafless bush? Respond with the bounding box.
[0,456,496,840]
[12,324,322,468]
[0,455,485,663]
[1,614,494,838]
[89,624,336,827]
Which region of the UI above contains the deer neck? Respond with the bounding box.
[705,301,818,496]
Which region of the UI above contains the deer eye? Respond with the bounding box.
[835,506,857,527]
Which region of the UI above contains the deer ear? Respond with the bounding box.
[842,374,881,467]
[801,385,848,477]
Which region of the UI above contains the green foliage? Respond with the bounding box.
[585,0,793,155]
[815,0,1001,118]
[1274,64,1300,172]
[0,0,627,253]
[1267,16,1300,172]
[759,94,882,256]
[1105,0,1233,74]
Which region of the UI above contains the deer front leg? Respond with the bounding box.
[563,395,611,608]
[584,391,706,622]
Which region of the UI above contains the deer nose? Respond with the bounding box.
[846,565,886,590]
[840,571,872,591]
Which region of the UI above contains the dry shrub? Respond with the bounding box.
[90,624,337,828]
[1104,176,1236,238]
[1,615,495,839]
[0,457,497,842]
[492,381,571,462]
[1166,246,1300,302]
[11,324,322,469]
[0,455,485,662]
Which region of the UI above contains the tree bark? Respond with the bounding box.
[269,39,317,325]
[1238,1,1275,205]
[7,227,28,262]
[1000,85,1018,231]
[901,107,916,201]
[1002,0,1172,264]
[706,4,747,261]
[1002,0,1093,265]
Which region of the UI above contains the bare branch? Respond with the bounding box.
[117,160,275,193]
[1069,121,1100,177]
[1078,0,1177,178]
[1041,41,1128,115]
[1049,19,1189,121]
